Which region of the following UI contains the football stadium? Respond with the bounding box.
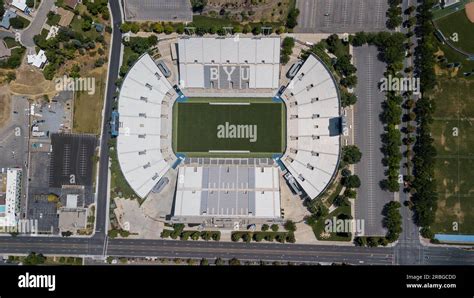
[116,36,342,226]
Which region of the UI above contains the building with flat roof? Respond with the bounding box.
[0,9,17,29]
[177,37,281,92]
[0,168,22,227]
[27,50,47,68]
[173,164,281,225]
[281,54,341,199]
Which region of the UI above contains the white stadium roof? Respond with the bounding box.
[177,37,280,90]
[174,165,281,219]
[281,54,341,199]
[117,54,174,198]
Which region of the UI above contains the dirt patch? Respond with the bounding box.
[204,0,292,23]
[10,64,56,99]
[0,85,11,128]
[465,2,474,23]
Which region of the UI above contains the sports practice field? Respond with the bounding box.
[173,98,286,156]
[435,8,474,54]
[431,79,474,235]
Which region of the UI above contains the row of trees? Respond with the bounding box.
[386,0,403,29]
[280,36,295,64]
[120,20,289,36]
[160,224,221,241]
[383,201,403,242]
[351,31,408,193]
[410,1,438,233]
[231,231,295,243]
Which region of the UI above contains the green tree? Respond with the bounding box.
[283,220,296,232]
[152,23,164,33]
[286,8,300,29]
[261,224,269,231]
[23,252,46,265]
[342,145,362,164]
[270,224,279,232]
[164,24,174,35]
[120,22,131,32]
[200,258,209,265]
[191,0,207,12]
[215,257,224,265]
[341,175,361,188]
[229,258,240,265]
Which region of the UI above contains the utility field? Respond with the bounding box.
[173,98,285,156]
[431,78,474,234]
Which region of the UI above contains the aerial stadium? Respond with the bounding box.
[116,36,342,227]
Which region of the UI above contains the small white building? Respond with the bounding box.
[11,0,27,12]
[0,168,22,228]
[46,25,59,40]
[27,50,47,68]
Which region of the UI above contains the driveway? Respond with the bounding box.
[20,0,55,48]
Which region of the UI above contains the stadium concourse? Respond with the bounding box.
[116,37,342,227]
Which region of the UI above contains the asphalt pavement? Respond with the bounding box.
[20,0,54,48]
[92,0,123,237]
[353,45,394,237]
[296,0,389,33]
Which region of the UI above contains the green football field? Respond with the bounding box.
[173,98,286,156]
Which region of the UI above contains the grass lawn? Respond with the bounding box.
[46,13,61,26]
[72,67,106,134]
[70,15,100,40]
[3,37,19,48]
[435,9,474,54]
[192,15,239,29]
[312,205,352,241]
[431,78,474,234]
[173,99,285,156]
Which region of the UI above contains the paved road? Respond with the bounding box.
[353,45,394,236]
[20,0,54,48]
[91,0,123,239]
[295,0,389,33]
[0,235,473,265]
[394,0,425,265]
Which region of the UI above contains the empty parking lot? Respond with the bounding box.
[296,0,389,33]
[49,133,97,188]
[123,0,192,22]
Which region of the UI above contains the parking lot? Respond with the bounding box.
[49,133,97,188]
[353,45,394,236]
[30,91,73,139]
[296,0,388,33]
[0,96,29,215]
[123,0,192,22]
